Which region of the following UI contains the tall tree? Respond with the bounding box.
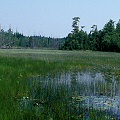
[115,19,120,51]
[116,19,120,34]
[89,25,98,50]
[103,19,115,35]
[102,19,116,51]
[72,17,80,34]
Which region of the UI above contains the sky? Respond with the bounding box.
[0,0,120,38]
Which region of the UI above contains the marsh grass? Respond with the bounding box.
[0,49,120,119]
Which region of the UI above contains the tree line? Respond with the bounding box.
[0,27,65,49]
[61,17,120,52]
[0,18,120,52]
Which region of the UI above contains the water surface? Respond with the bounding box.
[21,71,120,119]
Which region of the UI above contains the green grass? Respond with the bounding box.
[0,49,120,119]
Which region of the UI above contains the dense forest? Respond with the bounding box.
[62,17,120,52]
[0,28,65,49]
[0,17,120,52]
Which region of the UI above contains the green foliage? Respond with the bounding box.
[0,49,119,119]
[62,18,120,52]
[103,19,115,35]
[0,17,120,52]
[72,17,80,34]
[116,19,120,34]
[0,29,65,49]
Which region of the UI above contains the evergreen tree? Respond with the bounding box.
[102,19,116,51]
[72,17,80,34]
[116,19,120,34]
[89,25,98,50]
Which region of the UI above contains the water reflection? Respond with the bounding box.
[50,71,120,96]
[29,71,120,119]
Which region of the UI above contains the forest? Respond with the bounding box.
[62,17,120,52]
[0,28,65,49]
[0,17,120,52]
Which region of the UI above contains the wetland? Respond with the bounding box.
[0,49,120,119]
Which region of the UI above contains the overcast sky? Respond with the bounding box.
[0,0,120,37]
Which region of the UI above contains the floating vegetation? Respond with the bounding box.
[18,71,120,119]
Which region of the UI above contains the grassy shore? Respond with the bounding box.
[0,49,120,119]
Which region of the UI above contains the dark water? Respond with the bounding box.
[21,71,120,119]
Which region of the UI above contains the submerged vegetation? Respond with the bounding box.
[0,49,120,119]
